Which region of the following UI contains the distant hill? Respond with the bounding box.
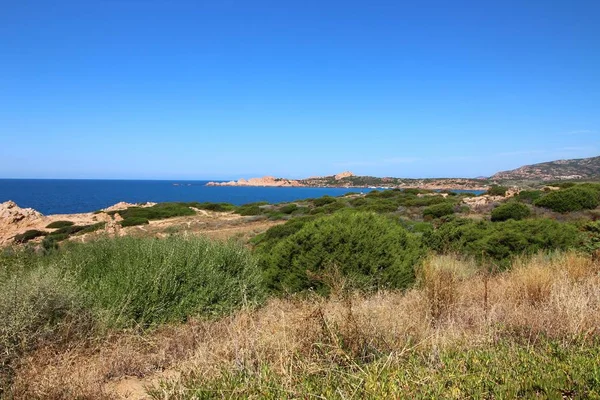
[492,156,600,181]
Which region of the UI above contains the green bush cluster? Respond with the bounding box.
[487,185,509,196]
[423,218,581,266]
[13,230,46,244]
[120,217,149,227]
[235,202,268,216]
[258,211,424,294]
[109,202,196,221]
[534,186,600,213]
[491,202,531,222]
[423,203,455,219]
[45,220,74,229]
[189,202,236,212]
[515,190,544,204]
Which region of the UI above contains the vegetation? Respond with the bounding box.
[258,211,423,293]
[534,186,600,213]
[109,202,196,222]
[45,220,74,229]
[487,185,509,196]
[422,202,455,219]
[423,218,581,266]
[491,201,531,221]
[13,230,46,244]
[4,184,600,398]
[120,217,149,227]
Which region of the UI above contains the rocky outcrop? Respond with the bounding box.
[334,171,355,180]
[102,202,156,212]
[0,201,43,228]
[207,176,302,187]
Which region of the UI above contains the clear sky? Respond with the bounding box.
[1,0,599,180]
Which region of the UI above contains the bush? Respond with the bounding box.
[515,190,544,204]
[279,204,298,214]
[259,211,424,294]
[312,196,337,207]
[487,185,509,196]
[423,218,582,266]
[120,217,149,227]
[109,203,196,221]
[45,221,74,229]
[0,266,90,392]
[423,203,455,219]
[191,202,237,212]
[491,202,531,222]
[13,230,46,244]
[53,236,264,327]
[534,186,600,213]
[235,204,264,216]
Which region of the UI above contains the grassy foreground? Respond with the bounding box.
[2,243,600,399]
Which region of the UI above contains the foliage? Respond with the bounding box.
[491,202,531,222]
[487,185,509,196]
[190,202,237,212]
[278,204,298,214]
[312,196,338,207]
[45,220,74,229]
[109,202,196,221]
[258,211,424,294]
[13,230,46,244]
[422,203,455,219]
[423,218,582,266]
[515,190,544,204]
[121,217,150,227]
[534,186,600,213]
[0,266,91,393]
[235,202,268,216]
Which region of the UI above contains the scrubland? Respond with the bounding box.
[2,182,600,398]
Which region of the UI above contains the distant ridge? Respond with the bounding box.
[492,155,600,181]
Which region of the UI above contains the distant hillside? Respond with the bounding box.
[492,156,600,181]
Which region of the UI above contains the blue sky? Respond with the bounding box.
[1,0,598,179]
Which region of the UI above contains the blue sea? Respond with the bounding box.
[0,179,485,215]
[0,179,371,215]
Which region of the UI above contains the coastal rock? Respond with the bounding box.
[103,201,157,212]
[0,200,43,227]
[334,171,355,180]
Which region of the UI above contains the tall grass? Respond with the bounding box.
[0,236,264,396]
[56,236,265,327]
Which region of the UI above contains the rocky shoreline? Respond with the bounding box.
[206,171,490,191]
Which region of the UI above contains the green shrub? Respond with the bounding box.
[259,211,424,294]
[423,218,581,266]
[110,203,196,221]
[279,204,298,214]
[534,187,600,213]
[45,221,74,229]
[13,230,46,244]
[79,222,106,234]
[515,190,544,204]
[120,217,149,227]
[312,196,338,207]
[491,202,531,222]
[487,185,509,196]
[236,204,263,216]
[54,236,264,327]
[190,202,237,212]
[423,203,455,219]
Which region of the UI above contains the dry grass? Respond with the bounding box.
[9,251,600,399]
